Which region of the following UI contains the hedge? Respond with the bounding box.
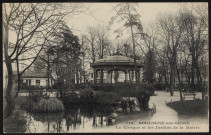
[90,82,155,96]
[62,89,121,105]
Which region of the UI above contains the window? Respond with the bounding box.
[29,80,31,86]
[91,73,93,78]
[36,80,40,86]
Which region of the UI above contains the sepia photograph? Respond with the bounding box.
[2,2,209,133]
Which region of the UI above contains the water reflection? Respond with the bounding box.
[25,105,116,133]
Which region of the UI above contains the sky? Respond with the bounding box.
[67,3,181,37]
[5,2,208,71]
[8,2,207,43]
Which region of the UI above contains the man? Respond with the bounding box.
[120,98,128,114]
[144,92,150,110]
[137,91,150,110]
[128,97,135,113]
[137,93,144,109]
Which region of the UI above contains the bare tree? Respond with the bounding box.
[110,3,143,84]
[85,26,98,63]
[157,11,186,96]
[95,24,110,83]
[3,3,86,118]
[155,48,170,89]
[181,6,208,99]
[95,25,110,59]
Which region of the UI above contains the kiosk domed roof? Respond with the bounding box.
[95,55,134,63]
[91,55,144,68]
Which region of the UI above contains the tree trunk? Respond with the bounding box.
[58,78,63,98]
[76,70,79,85]
[14,59,21,98]
[83,54,86,83]
[169,59,175,96]
[191,50,196,92]
[127,5,138,85]
[4,24,15,118]
[47,52,50,89]
[163,73,169,91]
[170,70,174,96]
[4,58,15,118]
[176,67,183,101]
[130,24,138,85]
[195,62,205,100]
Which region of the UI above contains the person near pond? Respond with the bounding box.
[108,111,118,125]
[144,93,150,110]
[137,94,144,109]
[137,92,150,110]
[128,97,135,113]
[120,98,128,114]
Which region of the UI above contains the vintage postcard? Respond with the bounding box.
[3,2,209,133]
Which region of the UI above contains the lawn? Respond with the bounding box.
[167,100,208,116]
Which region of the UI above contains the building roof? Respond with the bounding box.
[21,69,53,78]
[95,55,134,63]
[90,55,144,68]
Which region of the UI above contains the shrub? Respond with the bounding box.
[31,98,64,113]
[16,97,34,111]
[29,91,43,102]
[137,83,155,95]
[75,83,90,89]
[22,85,48,90]
[52,83,59,89]
[95,92,121,105]
[154,83,166,90]
[91,83,114,92]
[90,82,155,97]
[62,91,81,105]
[62,88,121,105]
[80,88,98,104]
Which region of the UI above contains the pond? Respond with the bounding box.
[17,105,153,133]
[5,91,208,133]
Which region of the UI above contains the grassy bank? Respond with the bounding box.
[3,109,27,133]
[167,100,208,116]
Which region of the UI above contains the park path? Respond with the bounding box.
[148,91,180,122]
[148,90,203,122]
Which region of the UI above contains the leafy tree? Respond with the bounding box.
[44,22,81,96]
[143,49,156,84]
